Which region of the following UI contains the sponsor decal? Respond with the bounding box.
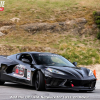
[0,1,5,11]
[14,65,25,77]
[39,54,59,56]
[13,73,24,77]
[27,69,31,80]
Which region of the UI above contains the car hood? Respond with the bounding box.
[46,66,91,79]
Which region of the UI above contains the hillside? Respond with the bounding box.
[0,0,100,66]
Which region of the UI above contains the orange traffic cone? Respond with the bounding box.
[93,70,97,80]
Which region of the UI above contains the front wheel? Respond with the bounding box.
[0,80,5,85]
[35,71,45,91]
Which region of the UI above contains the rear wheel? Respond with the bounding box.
[35,71,45,91]
[0,80,5,85]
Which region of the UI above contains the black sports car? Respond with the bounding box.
[0,52,96,91]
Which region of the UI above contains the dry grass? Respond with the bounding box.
[0,28,100,65]
[79,0,100,8]
[0,0,100,25]
[0,0,100,65]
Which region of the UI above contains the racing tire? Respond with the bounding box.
[0,80,5,85]
[35,71,45,91]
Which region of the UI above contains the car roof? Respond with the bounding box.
[18,52,55,55]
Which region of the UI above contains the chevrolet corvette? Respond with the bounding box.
[0,52,96,91]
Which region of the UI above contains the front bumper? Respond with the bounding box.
[45,77,96,91]
[46,86,95,91]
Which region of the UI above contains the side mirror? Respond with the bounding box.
[73,62,77,66]
[22,58,30,64]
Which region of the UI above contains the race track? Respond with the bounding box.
[0,81,100,100]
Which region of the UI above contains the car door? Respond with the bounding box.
[13,53,35,85]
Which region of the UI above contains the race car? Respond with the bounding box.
[0,52,96,91]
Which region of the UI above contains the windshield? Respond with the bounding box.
[32,54,75,67]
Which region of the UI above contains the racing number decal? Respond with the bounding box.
[14,65,25,77]
[15,67,19,74]
[14,65,31,80]
[27,70,31,80]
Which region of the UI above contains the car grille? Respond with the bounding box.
[50,78,64,86]
[64,79,96,88]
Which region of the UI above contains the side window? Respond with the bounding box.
[19,54,32,63]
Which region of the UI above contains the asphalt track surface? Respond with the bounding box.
[0,81,100,100]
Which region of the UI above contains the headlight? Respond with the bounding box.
[88,70,93,76]
[45,68,65,75]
